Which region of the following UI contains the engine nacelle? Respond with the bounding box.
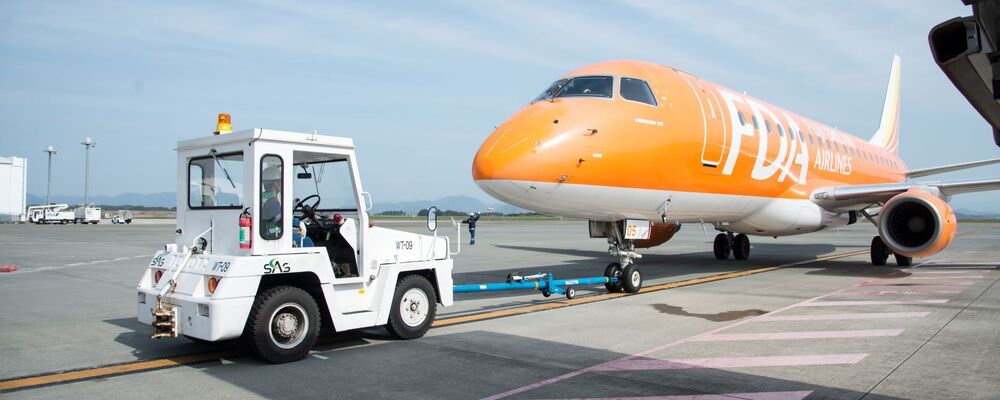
[878,188,957,258]
[634,223,681,249]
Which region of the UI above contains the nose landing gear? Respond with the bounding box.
[606,238,643,293]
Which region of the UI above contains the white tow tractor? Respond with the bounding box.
[136,118,456,363]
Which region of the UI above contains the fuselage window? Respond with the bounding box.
[554,76,613,98]
[777,124,785,137]
[620,77,657,106]
[738,111,747,126]
[752,115,760,130]
[764,120,772,134]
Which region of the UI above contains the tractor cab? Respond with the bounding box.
[177,129,370,280]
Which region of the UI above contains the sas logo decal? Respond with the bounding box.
[264,259,290,274]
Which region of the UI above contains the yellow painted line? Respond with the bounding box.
[0,350,239,391]
[433,249,870,327]
[0,249,870,392]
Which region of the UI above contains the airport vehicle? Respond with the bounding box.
[473,57,1000,284]
[136,120,455,363]
[73,206,101,224]
[27,204,74,224]
[111,211,133,224]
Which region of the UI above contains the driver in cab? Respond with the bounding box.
[261,165,282,238]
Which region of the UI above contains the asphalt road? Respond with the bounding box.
[0,221,998,399]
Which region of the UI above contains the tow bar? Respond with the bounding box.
[453,272,619,300]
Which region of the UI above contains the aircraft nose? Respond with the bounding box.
[471,126,537,182]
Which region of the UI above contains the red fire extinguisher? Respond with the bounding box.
[239,208,252,249]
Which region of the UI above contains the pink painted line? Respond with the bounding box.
[755,312,929,321]
[800,299,947,307]
[538,391,814,400]
[906,276,984,280]
[859,281,975,287]
[691,329,903,342]
[481,287,846,400]
[591,354,868,371]
[831,290,962,296]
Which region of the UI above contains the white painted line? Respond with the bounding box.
[312,354,329,360]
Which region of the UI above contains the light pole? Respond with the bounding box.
[81,137,96,207]
[44,145,56,205]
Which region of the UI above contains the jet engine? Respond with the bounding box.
[634,223,682,249]
[877,188,957,258]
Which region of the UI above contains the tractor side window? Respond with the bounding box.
[620,77,657,106]
[260,155,283,240]
[188,152,244,209]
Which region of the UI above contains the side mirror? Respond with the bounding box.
[426,206,438,232]
[297,172,312,179]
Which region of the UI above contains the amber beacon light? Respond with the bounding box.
[214,113,233,135]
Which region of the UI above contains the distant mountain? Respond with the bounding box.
[372,195,525,215]
[955,208,1000,219]
[27,192,175,208]
[25,192,525,215]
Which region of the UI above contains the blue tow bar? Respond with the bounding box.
[453,272,618,300]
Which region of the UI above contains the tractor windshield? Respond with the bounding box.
[188,152,244,209]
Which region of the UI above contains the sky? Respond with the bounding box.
[1,1,999,211]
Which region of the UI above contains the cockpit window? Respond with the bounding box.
[620,77,657,106]
[554,76,613,98]
[533,79,568,102]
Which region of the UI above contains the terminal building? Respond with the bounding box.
[0,156,28,222]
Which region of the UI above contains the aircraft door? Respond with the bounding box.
[684,73,727,168]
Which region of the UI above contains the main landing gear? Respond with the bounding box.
[604,236,643,294]
[870,236,912,267]
[713,232,750,260]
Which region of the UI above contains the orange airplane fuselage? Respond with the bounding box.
[473,60,906,236]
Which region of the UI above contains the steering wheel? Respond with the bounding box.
[293,194,322,220]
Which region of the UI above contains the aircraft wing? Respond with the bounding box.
[811,179,1000,212]
[906,157,1000,178]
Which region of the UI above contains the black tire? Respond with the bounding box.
[541,289,551,297]
[565,286,576,300]
[713,233,731,260]
[895,253,913,267]
[386,275,437,340]
[871,236,889,266]
[242,286,320,364]
[604,263,623,292]
[622,264,642,293]
[732,234,751,260]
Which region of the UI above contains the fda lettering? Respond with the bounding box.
[263,259,290,274]
[396,241,414,250]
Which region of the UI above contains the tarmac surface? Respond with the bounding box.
[0,220,998,399]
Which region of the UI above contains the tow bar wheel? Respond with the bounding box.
[387,275,437,340]
[243,286,320,364]
[604,263,624,293]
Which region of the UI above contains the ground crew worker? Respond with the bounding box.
[462,212,480,245]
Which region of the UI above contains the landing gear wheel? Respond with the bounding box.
[894,253,913,267]
[622,264,642,293]
[386,275,437,340]
[713,233,732,260]
[242,286,320,364]
[604,263,623,293]
[565,286,576,300]
[871,236,890,266]
[732,234,750,260]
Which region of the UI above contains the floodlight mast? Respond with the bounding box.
[44,145,56,205]
[81,137,96,207]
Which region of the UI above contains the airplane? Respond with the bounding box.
[472,56,1000,293]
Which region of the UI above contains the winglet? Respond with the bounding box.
[870,55,901,155]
